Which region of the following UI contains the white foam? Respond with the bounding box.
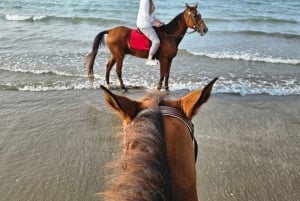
[1,66,83,77]
[32,16,47,21]
[5,14,46,21]
[168,77,300,96]
[17,79,106,91]
[190,51,300,65]
[2,72,299,96]
[10,81,300,95]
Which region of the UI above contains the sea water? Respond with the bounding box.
[0,0,299,95]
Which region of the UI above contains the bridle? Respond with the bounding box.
[130,105,199,163]
[162,10,205,38]
[159,106,198,162]
[188,11,205,34]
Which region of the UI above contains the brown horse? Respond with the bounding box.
[101,78,217,201]
[86,3,208,91]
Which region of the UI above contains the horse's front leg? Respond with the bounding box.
[164,74,170,91]
[159,59,171,91]
[157,76,164,90]
[157,59,166,90]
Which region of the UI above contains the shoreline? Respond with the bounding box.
[0,90,299,201]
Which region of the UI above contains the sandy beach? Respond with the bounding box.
[0,89,299,201]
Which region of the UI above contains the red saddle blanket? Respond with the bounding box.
[129,29,150,51]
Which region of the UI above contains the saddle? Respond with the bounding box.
[129,28,151,51]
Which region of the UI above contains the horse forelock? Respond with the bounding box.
[139,90,166,110]
[104,93,171,201]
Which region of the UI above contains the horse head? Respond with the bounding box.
[184,3,208,36]
[101,78,218,201]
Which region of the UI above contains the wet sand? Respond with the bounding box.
[0,89,299,201]
[195,94,300,201]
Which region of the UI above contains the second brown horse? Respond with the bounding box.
[101,78,218,201]
[86,3,208,91]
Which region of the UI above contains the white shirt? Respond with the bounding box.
[136,0,155,28]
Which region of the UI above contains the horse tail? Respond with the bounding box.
[85,30,108,81]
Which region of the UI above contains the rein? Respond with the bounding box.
[163,30,195,38]
[159,106,198,162]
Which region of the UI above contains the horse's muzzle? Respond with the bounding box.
[204,27,208,33]
[199,27,208,36]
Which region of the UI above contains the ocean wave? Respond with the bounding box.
[0,67,82,77]
[244,17,298,24]
[234,30,300,39]
[206,17,298,25]
[0,80,103,92]
[5,14,47,21]
[1,77,299,96]
[210,30,300,39]
[169,77,300,96]
[188,51,300,65]
[5,14,123,24]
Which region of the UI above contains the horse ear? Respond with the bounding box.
[185,3,198,9]
[101,85,140,123]
[179,78,218,119]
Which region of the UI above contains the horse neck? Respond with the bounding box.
[164,12,188,43]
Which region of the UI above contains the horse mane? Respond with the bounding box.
[103,92,171,201]
[163,11,185,34]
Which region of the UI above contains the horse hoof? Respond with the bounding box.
[88,74,95,82]
[105,83,110,89]
[121,87,128,93]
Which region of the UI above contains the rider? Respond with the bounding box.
[137,0,164,66]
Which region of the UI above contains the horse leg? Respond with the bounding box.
[158,59,172,91]
[105,57,116,88]
[164,66,172,91]
[87,65,94,82]
[164,74,170,91]
[158,76,164,90]
[157,60,166,90]
[163,60,173,91]
[115,57,126,91]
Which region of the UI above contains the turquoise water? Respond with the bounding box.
[0,0,300,95]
